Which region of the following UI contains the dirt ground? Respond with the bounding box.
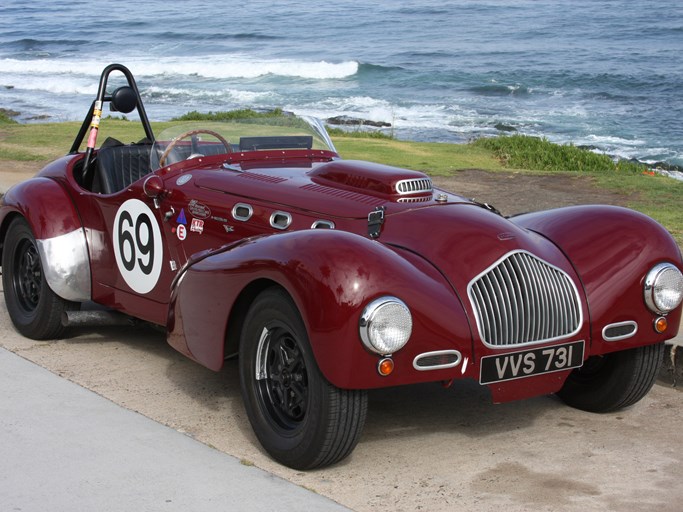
[1,161,681,512]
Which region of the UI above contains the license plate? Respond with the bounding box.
[479,340,585,385]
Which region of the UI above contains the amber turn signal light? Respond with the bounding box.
[377,357,394,376]
[654,316,668,333]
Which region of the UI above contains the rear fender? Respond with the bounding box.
[512,205,682,354]
[0,177,91,301]
[168,230,473,389]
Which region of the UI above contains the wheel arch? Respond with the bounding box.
[168,229,472,388]
[512,204,683,353]
[223,278,287,359]
[0,178,91,302]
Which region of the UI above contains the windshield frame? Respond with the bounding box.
[150,115,338,170]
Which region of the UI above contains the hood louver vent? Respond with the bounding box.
[396,178,432,195]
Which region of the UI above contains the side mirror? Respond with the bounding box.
[110,86,137,114]
[143,175,165,198]
[143,176,165,208]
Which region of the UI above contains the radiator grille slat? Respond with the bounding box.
[468,251,582,347]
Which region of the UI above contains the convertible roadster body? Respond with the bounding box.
[2,65,682,469]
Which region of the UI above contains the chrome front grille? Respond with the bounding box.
[468,251,582,347]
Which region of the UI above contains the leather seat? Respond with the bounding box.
[94,144,152,194]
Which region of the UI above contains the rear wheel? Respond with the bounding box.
[557,342,665,412]
[2,217,76,339]
[239,287,368,469]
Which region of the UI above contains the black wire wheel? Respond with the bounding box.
[239,287,368,469]
[2,217,76,339]
[557,342,665,412]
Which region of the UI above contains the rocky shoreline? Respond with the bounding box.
[326,115,683,180]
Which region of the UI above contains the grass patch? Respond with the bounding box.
[172,108,287,122]
[333,137,503,175]
[0,109,19,125]
[0,120,150,161]
[473,134,645,173]
[326,126,394,140]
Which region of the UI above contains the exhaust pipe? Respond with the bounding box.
[61,310,135,327]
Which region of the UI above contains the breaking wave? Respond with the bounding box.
[0,56,359,81]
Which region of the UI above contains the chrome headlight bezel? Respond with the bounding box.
[644,262,683,315]
[359,296,412,355]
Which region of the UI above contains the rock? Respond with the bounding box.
[494,123,517,132]
[0,108,20,118]
[650,161,683,174]
[326,115,391,128]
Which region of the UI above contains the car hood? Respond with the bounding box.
[192,159,472,219]
[379,203,583,296]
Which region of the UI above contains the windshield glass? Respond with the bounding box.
[150,115,336,169]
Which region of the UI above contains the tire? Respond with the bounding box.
[557,342,665,412]
[239,287,368,470]
[2,217,76,339]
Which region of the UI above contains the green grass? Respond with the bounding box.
[171,108,287,122]
[472,134,645,173]
[1,117,681,244]
[0,110,19,125]
[333,137,503,175]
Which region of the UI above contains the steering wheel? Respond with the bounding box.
[158,129,232,167]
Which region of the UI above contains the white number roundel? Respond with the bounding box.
[113,199,163,294]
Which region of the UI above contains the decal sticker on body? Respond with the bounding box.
[113,199,163,294]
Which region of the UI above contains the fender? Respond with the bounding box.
[167,229,474,389]
[512,205,682,355]
[0,177,91,302]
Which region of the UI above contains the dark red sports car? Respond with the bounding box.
[2,64,682,469]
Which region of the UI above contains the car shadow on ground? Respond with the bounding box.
[62,319,571,446]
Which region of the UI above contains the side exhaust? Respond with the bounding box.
[61,310,135,327]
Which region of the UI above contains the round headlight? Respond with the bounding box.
[359,296,412,355]
[644,263,683,314]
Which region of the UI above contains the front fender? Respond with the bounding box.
[168,230,473,389]
[1,177,91,301]
[512,205,683,354]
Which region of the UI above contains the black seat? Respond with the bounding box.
[94,144,152,194]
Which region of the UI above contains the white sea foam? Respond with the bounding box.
[0,56,359,80]
[144,86,276,103]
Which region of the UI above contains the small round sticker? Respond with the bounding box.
[177,224,187,240]
[113,199,163,294]
[176,174,192,186]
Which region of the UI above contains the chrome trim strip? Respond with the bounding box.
[467,250,583,349]
[231,203,253,222]
[270,211,292,230]
[602,321,638,342]
[412,350,462,371]
[36,228,91,302]
[397,196,432,203]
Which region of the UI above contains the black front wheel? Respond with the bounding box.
[2,217,76,339]
[557,342,665,412]
[239,287,368,470]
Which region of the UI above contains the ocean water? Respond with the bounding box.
[1,0,682,167]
